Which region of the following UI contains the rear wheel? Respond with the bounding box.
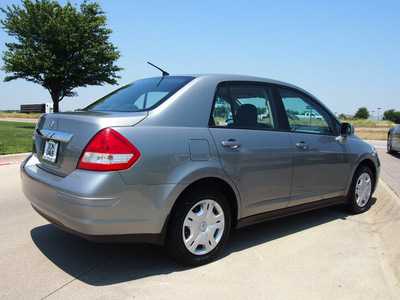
[346,165,373,214]
[165,188,231,266]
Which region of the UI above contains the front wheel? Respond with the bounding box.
[165,188,231,266]
[346,165,374,214]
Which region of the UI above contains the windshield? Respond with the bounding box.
[84,76,194,112]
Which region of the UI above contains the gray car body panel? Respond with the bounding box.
[346,135,381,188]
[287,132,352,206]
[21,74,380,243]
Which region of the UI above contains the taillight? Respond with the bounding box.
[77,128,140,171]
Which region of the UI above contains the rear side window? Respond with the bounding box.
[84,76,194,112]
[211,84,277,129]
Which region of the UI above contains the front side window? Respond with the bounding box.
[211,84,276,129]
[84,76,194,112]
[278,88,333,135]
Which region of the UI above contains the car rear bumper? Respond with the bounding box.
[20,155,179,244]
[30,203,168,244]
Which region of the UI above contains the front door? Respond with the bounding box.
[277,87,351,207]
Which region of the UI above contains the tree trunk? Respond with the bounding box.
[50,90,61,113]
[53,99,59,113]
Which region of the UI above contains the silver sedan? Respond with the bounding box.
[21,74,380,265]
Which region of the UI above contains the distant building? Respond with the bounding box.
[20,103,53,114]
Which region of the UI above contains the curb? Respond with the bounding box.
[367,179,400,288]
[379,177,400,204]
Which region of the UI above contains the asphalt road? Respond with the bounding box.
[1,147,400,299]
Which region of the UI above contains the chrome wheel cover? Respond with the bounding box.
[355,173,372,207]
[182,199,225,255]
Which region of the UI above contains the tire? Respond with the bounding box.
[346,165,374,214]
[387,133,397,154]
[165,187,231,266]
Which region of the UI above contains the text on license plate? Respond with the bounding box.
[42,140,59,163]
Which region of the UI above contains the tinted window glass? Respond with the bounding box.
[212,85,233,126]
[230,85,276,129]
[211,84,276,129]
[279,88,333,135]
[84,77,193,112]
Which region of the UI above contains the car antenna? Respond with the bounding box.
[147,62,169,77]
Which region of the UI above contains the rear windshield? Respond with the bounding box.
[84,76,194,112]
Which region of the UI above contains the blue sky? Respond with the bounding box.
[0,0,399,117]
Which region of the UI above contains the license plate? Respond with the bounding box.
[42,140,59,163]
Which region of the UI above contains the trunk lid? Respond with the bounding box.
[34,111,147,177]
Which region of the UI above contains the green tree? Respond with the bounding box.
[353,107,370,119]
[257,107,266,116]
[286,109,300,115]
[383,109,400,122]
[214,105,230,119]
[1,0,122,112]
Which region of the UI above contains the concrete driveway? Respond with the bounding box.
[1,148,400,299]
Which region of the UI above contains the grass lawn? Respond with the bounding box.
[354,128,389,141]
[0,121,36,154]
[0,112,42,119]
[340,119,394,128]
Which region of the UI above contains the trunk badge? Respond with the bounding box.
[48,120,55,129]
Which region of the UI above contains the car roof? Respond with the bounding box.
[142,74,297,87]
[180,73,296,85]
[166,74,310,95]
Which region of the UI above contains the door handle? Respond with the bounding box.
[222,140,241,149]
[296,141,309,149]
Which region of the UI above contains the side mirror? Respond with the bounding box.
[336,122,354,146]
[394,119,400,124]
[340,122,354,136]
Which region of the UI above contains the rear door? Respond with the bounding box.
[276,87,351,207]
[209,83,293,218]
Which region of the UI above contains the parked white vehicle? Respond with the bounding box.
[296,112,323,120]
